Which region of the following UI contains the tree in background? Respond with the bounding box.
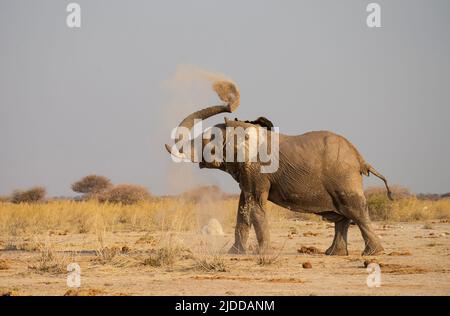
[99,184,151,205]
[10,186,46,204]
[71,175,112,199]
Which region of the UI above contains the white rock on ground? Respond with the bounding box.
[201,218,224,236]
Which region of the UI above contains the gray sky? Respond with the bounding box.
[1,0,449,196]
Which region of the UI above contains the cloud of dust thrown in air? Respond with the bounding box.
[160,65,239,234]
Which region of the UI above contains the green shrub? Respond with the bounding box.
[10,187,46,204]
[99,184,151,205]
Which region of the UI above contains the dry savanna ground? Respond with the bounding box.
[0,197,450,296]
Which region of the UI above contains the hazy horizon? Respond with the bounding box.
[1,0,449,197]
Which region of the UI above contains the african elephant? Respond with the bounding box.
[165,99,392,256]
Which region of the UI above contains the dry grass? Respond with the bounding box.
[0,195,449,238]
[369,196,450,222]
[27,243,73,274]
[192,241,229,272]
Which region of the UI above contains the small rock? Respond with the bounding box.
[302,262,312,269]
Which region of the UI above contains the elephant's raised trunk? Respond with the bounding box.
[165,80,240,159]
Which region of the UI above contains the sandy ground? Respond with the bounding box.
[1,219,449,296]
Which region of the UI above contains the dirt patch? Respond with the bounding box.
[297,246,322,254]
[191,275,304,284]
[303,231,320,237]
[0,289,19,296]
[381,263,429,275]
[363,260,429,275]
[64,288,108,296]
[388,250,412,256]
[0,259,10,270]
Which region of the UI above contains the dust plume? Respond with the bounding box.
[161,65,240,237]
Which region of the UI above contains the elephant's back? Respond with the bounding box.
[279,130,365,175]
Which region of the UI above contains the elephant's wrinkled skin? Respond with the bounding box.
[165,104,393,256]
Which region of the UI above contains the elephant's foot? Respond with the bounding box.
[325,243,348,256]
[228,243,246,255]
[362,243,384,256]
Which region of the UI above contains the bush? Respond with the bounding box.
[365,185,411,221]
[366,194,392,221]
[71,175,112,197]
[11,187,46,204]
[99,184,151,205]
[365,185,411,200]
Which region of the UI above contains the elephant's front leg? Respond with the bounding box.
[229,190,270,254]
[251,203,270,253]
[229,192,251,254]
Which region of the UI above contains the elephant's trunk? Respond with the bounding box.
[176,105,231,131]
[165,80,240,160]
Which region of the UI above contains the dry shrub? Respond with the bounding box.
[94,230,120,264]
[10,186,46,204]
[367,194,392,221]
[365,185,411,221]
[256,250,281,266]
[0,196,9,203]
[99,184,151,205]
[363,186,450,222]
[28,243,72,274]
[195,254,227,272]
[385,197,450,221]
[365,185,412,200]
[142,234,191,268]
[143,246,184,267]
[192,241,228,272]
[71,175,112,197]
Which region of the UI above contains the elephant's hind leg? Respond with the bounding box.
[356,217,384,256]
[326,217,351,256]
[337,193,384,256]
[321,212,351,256]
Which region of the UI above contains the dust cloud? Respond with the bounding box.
[161,65,240,239]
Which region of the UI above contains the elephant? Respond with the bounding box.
[165,100,393,256]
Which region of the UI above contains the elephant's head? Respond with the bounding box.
[165,80,238,168]
[164,80,278,175]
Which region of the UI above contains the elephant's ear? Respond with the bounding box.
[247,117,274,129]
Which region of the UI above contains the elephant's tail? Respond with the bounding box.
[364,164,394,201]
